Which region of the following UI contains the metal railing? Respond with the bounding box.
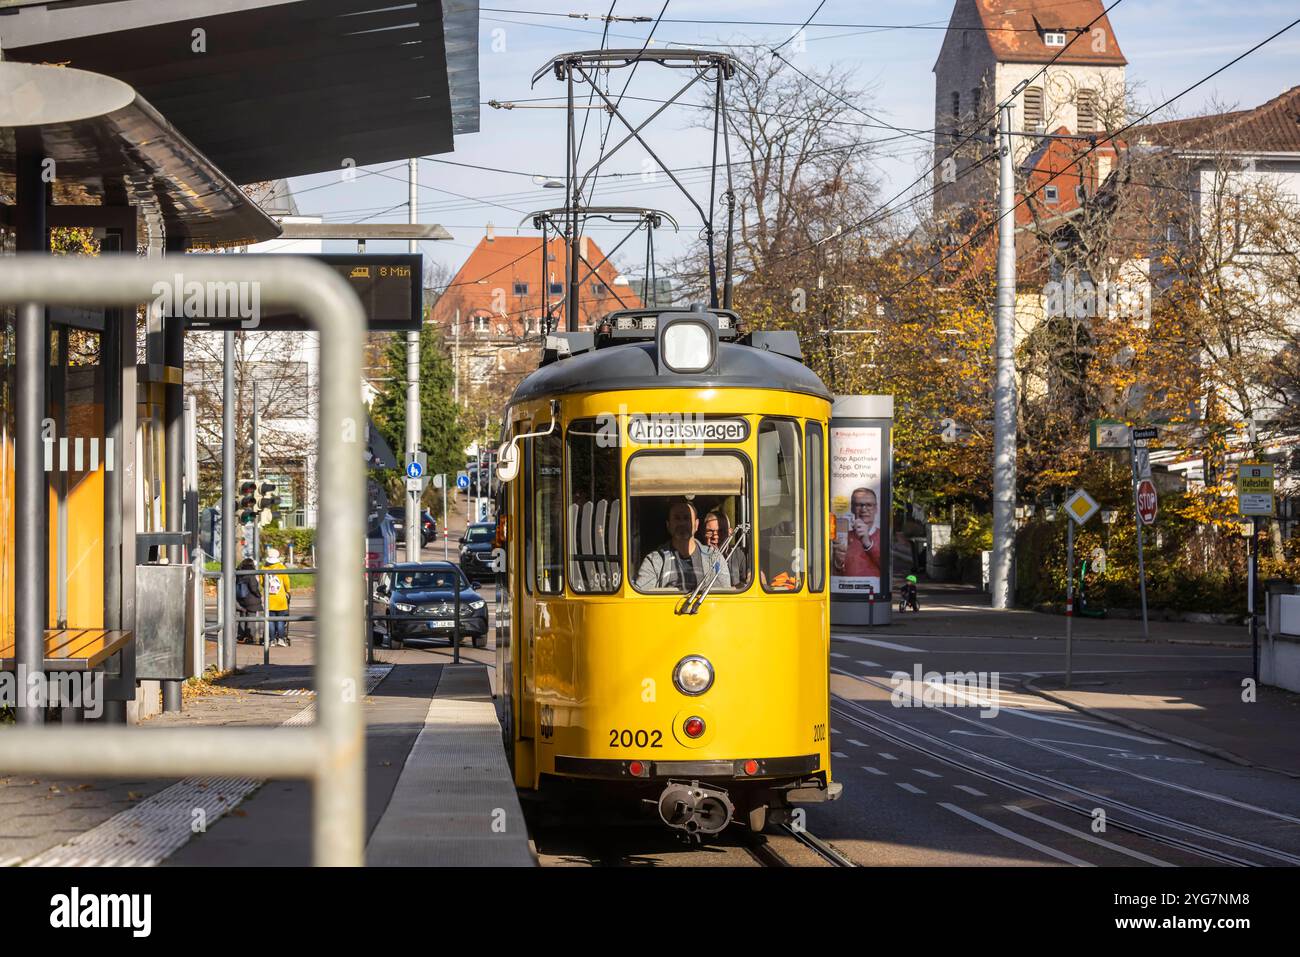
[0,256,367,866]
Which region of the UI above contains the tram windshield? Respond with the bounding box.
[628,453,751,594]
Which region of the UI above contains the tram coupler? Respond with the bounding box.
[657,780,734,835]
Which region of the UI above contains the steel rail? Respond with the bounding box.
[829,695,1296,867]
[0,255,366,866]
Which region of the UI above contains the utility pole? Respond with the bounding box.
[406,156,421,562]
[221,331,236,670]
[453,308,461,406]
[990,102,1018,610]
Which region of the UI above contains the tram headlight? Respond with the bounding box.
[673,656,714,696]
[661,321,713,372]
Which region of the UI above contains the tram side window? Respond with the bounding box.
[534,429,564,594]
[628,453,751,594]
[566,419,622,593]
[806,422,826,593]
[758,419,803,592]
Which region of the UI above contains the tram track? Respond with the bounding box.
[829,690,1300,867]
[744,824,856,867]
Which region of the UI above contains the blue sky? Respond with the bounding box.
[276,1,1300,284]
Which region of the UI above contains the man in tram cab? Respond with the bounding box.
[700,510,747,587]
[636,498,732,592]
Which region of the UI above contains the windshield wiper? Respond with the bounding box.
[678,523,749,615]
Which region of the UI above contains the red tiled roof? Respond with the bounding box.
[429,234,641,335]
[1134,85,1300,153]
[971,0,1126,66]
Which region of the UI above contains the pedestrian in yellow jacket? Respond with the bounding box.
[264,547,292,646]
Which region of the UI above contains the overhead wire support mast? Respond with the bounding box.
[532,48,753,326]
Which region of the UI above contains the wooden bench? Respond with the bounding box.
[0,629,133,671]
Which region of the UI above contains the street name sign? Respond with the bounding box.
[1132,427,1159,441]
[1064,489,1100,526]
[1136,479,1158,525]
[1238,464,1275,516]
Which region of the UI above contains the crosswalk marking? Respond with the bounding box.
[955,785,987,797]
[856,659,882,668]
[913,768,941,779]
[846,738,869,748]
[862,766,886,776]
[878,752,898,761]
[830,652,850,659]
[896,782,925,795]
[831,751,848,758]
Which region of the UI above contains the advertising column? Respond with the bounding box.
[830,395,893,627]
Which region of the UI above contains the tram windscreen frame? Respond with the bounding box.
[757,418,804,593]
[626,450,753,595]
[566,419,622,594]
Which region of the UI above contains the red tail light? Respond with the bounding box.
[628,760,647,777]
[683,716,705,739]
[742,759,759,776]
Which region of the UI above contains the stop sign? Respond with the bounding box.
[1136,479,1158,525]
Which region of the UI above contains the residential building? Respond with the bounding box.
[429,229,642,410]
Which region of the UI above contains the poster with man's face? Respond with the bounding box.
[830,426,883,595]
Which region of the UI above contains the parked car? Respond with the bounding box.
[387,506,439,548]
[370,561,488,649]
[459,522,498,577]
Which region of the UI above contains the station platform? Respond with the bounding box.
[0,627,534,866]
[367,664,534,866]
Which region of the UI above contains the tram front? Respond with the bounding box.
[497,309,842,834]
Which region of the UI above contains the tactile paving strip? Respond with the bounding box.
[19,665,392,867]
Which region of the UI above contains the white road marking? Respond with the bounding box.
[832,751,848,758]
[939,803,1092,867]
[914,768,941,779]
[862,766,886,776]
[897,782,926,795]
[879,752,898,761]
[846,739,869,748]
[954,785,987,797]
[830,652,850,659]
[1002,804,1173,867]
[832,634,924,652]
[856,659,883,668]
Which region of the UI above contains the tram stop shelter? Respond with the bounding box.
[0,0,479,723]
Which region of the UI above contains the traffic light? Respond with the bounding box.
[259,481,281,524]
[238,481,257,525]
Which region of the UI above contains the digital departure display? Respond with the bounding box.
[184,254,422,332]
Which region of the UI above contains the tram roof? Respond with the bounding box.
[509,327,833,405]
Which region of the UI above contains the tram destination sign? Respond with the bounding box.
[183,254,422,332]
[626,414,749,445]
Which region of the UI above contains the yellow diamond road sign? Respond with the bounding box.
[1064,489,1100,526]
[1238,464,1275,516]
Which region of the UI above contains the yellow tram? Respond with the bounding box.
[493,307,841,834]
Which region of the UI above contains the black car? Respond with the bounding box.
[459,522,498,577]
[387,507,439,548]
[370,562,488,649]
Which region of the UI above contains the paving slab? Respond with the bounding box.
[366,664,534,866]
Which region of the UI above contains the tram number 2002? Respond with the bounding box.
[609,729,663,748]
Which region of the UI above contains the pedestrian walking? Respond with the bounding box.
[235,557,263,643]
[264,546,292,647]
